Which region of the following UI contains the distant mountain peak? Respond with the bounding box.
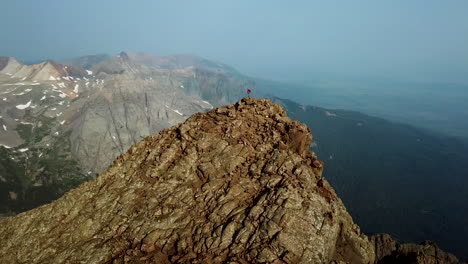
[0,57,86,81]
[118,51,130,60]
[0,56,11,71]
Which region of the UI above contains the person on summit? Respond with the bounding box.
[246,88,252,97]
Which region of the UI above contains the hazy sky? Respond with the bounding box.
[1,0,468,82]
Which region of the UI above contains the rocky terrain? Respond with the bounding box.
[372,234,462,264]
[0,52,254,213]
[0,98,463,263]
[1,52,467,261]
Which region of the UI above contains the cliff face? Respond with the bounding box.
[0,98,374,263]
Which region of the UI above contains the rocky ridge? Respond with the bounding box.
[0,98,465,263]
[0,98,375,263]
[372,234,462,264]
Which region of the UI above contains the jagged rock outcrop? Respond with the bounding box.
[0,98,375,263]
[372,234,464,264]
[371,234,397,261]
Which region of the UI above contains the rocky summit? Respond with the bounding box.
[0,98,463,263]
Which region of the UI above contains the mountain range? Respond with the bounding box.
[0,52,467,260]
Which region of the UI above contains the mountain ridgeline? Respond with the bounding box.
[0,98,463,263]
[0,52,467,261]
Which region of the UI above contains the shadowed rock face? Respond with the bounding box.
[0,98,375,263]
[0,56,9,71]
[372,234,464,264]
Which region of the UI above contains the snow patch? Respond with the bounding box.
[2,124,6,131]
[0,144,11,149]
[38,152,43,158]
[24,88,32,92]
[2,98,6,101]
[325,111,337,117]
[16,100,32,110]
[173,109,183,116]
[49,76,56,81]
[54,132,59,135]
[56,112,62,117]
[40,96,46,100]
[58,93,67,98]
[62,76,70,81]
[74,84,79,93]
[60,120,66,125]
[19,148,28,152]
[58,82,66,88]
[21,77,26,81]
[202,100,214,109]
[86,70,93,75]
[31,82,40,86]
[58,101,64,105]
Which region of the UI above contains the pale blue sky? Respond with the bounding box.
[1,0,468,82]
